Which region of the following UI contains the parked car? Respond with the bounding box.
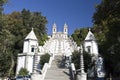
[16,76,24,80]
[16,75,31,80]
[24,75,31,80]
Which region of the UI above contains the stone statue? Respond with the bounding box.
[96,56,105,78]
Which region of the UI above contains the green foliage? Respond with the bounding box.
[0,51,11,77]
[93,0,120,77]
[72,51,80,69]
[0,8,48,78]
[0,0,7,14]
[0,0,7,4]
[18,68,29,76]
[72,50,92,72]
[0,1,15,77]
[20,9,48,46]
[71,28,88,46]
[40,53,50,68]
[71,27,93,72]
[83,51,92,72]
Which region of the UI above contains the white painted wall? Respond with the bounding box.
[27,56,34,74]
[23,40,38,53]
[16,56,25,75]
[84,40,98,56]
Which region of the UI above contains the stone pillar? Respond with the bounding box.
[80,45,84,73]
[77,45,87,80]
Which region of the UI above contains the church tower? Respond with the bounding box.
[64,23,68,34]
[23,28,38,54]
[52,23,57,38]
[52,23,57,34]
[84,28,98,56]
[63,23,68,38]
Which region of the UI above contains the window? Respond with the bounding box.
[87,46,91,53]
[65,29,66,32]
[31,47,34,52]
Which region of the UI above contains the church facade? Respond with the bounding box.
[43,23,77,56]
[16,23,99,77]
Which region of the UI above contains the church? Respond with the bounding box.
[16,23,101,80]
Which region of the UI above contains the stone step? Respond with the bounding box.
[45,73,70,80]
[45,77,70,79]
[45,77,71,80]
[44,56,71,80]
[46,70,69,75]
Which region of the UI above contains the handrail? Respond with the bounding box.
[48,56,53,68]
[41,63,48,80]
[39,56,53,80]
[70,63,76,80]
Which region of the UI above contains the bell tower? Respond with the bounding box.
[63,23,68,38]
[64,23,68,34]
[52,23,57,38]
[52,23,57,34]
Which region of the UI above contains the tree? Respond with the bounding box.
[72,51,80,69]
[71,27,94,72]
[0,0,16,78]
[0,17,15,78]
[0,0,7,14]
[18,68,29,76]
[71,28,88,46]
[21,8,31,29]
[0,8,48,78]
[30,12,48,45]
[93,0,120,77]
[72,50,92,72]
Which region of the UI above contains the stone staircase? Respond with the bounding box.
[44,56,71,80]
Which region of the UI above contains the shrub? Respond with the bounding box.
[40,53,50,68]
[72,50,92,72]
[18,68,29,76]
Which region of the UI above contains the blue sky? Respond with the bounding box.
[4,0,101,35]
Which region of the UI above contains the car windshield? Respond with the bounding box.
[16,76,23,78]
[16,75,31,79]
